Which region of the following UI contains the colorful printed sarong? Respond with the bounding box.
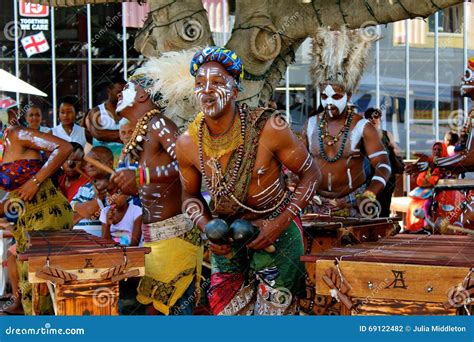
[12,178,73,315]
[136,214,203,315]
[208,219,305,315]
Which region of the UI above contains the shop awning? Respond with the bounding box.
[0,69,47,97]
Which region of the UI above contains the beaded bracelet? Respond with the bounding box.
[139,166,144,186]
[363,190,377,202]
[135,168,140,188]
[32,176,41,188]
[145,167,151,185]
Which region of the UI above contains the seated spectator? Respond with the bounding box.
[58,142,89,202]
[118,119,134,163]
[25,106,50,133]
[71,146,114,237]
[52,96,87,147]
[100,193,142,246]
[406,142,447,231]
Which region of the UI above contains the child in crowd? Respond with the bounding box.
[58,142,89,202]
[100,192,142,246]
[52,96,87,147]
[444,131,459,156]
[100,191,145,315]
[70,146,114,237]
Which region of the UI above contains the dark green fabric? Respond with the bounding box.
[211,220,305,297]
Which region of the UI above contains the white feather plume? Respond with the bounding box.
[310,26,377,92]
[132,48,200,128]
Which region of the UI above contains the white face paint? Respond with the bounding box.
[321,85,348,118]
[194,66,233,118]
[116,82,137,113]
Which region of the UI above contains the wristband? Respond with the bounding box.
[31,176,41,188]
[135,168,140,188]
[145,167,151,185]
[138,166,144,186]
[362,190,377,202]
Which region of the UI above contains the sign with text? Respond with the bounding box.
[19,0,49,17]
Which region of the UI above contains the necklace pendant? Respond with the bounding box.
[327,140,334,146]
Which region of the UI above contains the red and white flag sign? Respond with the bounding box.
[21,31,50,57]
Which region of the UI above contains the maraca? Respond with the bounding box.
[204,218,232,258]
[229,219,276,253]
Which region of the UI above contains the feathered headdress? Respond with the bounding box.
[310,26,376,92]
[131,48,200,128]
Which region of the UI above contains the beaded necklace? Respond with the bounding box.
[194,111,243,159]
[123,109,160,163]
[318,106,353,163]
[198,106,246,198]
[198,106,290,214]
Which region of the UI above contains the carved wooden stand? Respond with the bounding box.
[20,230,150,316]
[300,215,400,315]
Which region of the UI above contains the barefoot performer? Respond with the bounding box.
[177,47,320,315]
[112,52,203,315]
[302,27,391,218]
[0,118,73,315]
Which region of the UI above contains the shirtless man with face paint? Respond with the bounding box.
[302,84,391,217]
[111,69,203,315]
[303,27,391,217]
[177,47,320,315]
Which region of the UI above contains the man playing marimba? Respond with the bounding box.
[112,59,203,315]
[302,27,391,218]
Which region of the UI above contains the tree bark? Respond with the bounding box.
[34,0,465,106]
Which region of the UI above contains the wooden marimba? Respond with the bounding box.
[303,234,474,315]
[19,230,150,315]
[300,214,400,314]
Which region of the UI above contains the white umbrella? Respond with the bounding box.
[0,69,47,97]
